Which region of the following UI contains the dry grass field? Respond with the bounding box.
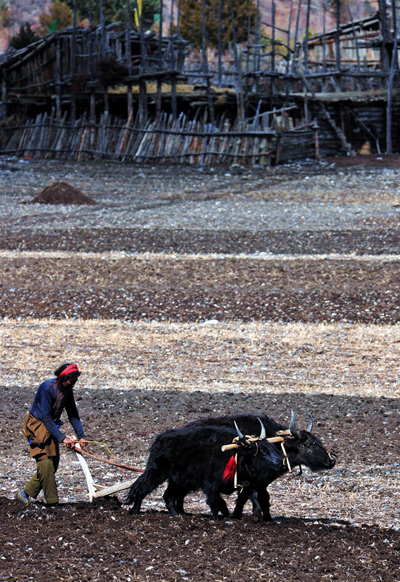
[0,156,399,581]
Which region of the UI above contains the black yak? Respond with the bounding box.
[187,410,337,519]
[125,420,284,521]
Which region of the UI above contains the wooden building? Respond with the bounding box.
[0,26,189,121]
[0,3,399,165]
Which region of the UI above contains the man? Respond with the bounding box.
[17,362,87,506]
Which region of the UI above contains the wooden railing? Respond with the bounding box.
[0,110,318,166]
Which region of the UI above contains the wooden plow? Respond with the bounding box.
[74,443,144,502]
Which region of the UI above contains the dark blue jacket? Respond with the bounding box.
[30,378,86,443]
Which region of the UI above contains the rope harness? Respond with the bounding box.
[274,429,294,473]
[71,438,144,473]
[221,429,295,488]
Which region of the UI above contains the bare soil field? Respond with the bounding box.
[0,156,399,581]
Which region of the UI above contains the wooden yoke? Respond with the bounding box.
[221,434,285,452]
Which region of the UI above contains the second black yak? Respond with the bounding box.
[187,410,337,519]
[125,421,284,521]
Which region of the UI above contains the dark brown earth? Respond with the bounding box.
[1,254,400,323]
[0,498,397,582]
[0,156,399,582]
[29,181,97,205]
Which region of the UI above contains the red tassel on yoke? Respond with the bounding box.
[223,455,237,483]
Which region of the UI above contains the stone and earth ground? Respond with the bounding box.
[0,155,399,581]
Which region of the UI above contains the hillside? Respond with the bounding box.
[0,0,379,54]
[0,0,49,52]
[258,0,378,37]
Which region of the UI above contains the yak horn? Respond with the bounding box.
[257,417,266,440]
[289,409,296,432]
[234,421,244,439]
[289,409,296,433]
[307,411,314,432]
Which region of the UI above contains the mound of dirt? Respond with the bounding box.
[29,181,96,205]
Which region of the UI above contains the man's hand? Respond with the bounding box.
[63,437,76,449]
[78,438,88,448]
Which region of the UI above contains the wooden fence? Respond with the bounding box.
[0,111,318,166]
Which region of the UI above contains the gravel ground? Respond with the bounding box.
[0,156,399,255]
